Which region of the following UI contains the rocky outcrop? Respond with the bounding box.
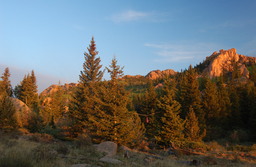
[122,75,144,79]
[96,141,118,157]
[202,48,256,78]
[145,69,176,80]
[40,83,78,97]
[11,98,32,128]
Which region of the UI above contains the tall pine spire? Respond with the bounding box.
[80,37,104,84]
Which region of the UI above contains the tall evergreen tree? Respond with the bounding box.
[139,80,158,140]
[156,77,184,146]
[184,106,205,142]
[87,57,145,146]
[0,68,13,96]
[0,94,17,130]
[14,71,39,112]
[178,65,205,129]
[80,37,104,84]
[69,37,104,136]
[248,86,256,140]
[0,68,16,129]
[40,87,66,125]
[217,83,232,128]
[202,78,221,124]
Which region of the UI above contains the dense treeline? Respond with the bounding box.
[1,37,256,149]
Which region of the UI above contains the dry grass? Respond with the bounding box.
[0,131,256,167]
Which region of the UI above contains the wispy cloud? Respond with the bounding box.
[145,42,220,63]
[110,10,151,23]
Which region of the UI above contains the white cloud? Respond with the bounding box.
[110,10,152,23]
[145,42,220,63]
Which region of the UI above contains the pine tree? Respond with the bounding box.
[184,106,205,142]
[85,57,145,146]
[156,77,184,146]
[139,80,158,140]
[0,94,17,130]
[0,68,17,130]
[14,71,42,132]
[178,65,205,129]
[202,78,221,124]
[14,71,39,112]
[0,68,13,96]
[80,37,104,84]
[218,83,232,128]
[69,37,104,136]
[40,87,66,125]
[248,86,256,140]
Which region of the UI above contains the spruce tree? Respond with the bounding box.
[0,68,17,130]
[178,65,205,129]
[202,78,221,125]
[184,106,205,142]
[156,77,184,146]
[80,37,103,84]
[69,37,104,136]
[218,83,232,128]
[15,71,42,132]
[0,94,17,130]
[249,86,256,140]
[15,71,39,112]
[139,80,158,140]
[86,57,145,146]
[40,87,66,125]
[0,68,13,96]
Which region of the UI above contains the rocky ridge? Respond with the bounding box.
[145,69,176,80]
[201,48,256,78]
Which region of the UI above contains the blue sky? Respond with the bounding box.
[1,0,256,92]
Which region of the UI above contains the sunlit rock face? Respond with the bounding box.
[203,48,256,78]
[146,69,176,80]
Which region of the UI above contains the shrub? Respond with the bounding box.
[207,141,225,152]
[228,129,249,143]
[31,144,58,162]
[28,133,54,143]
[227,145,252,152]
[181,141,208,152]
[54,143,69,155]
[74,133,92,148]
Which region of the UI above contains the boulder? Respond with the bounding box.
[96,141,117,157]
[99,157,122,164]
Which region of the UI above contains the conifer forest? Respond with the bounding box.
[1,37,256,166]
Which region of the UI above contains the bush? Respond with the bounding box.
[227,145,252,152]
[32,144,58,162]
[207,141,226,152]
[74,133,92,148]
[41,125,62,139]
[28,133,54,143]
[228,129,249,143]
[54,143,69,155]
[181,141,208,152]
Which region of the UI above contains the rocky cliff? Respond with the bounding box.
[145,69,177,80]
[200,48,256,78]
